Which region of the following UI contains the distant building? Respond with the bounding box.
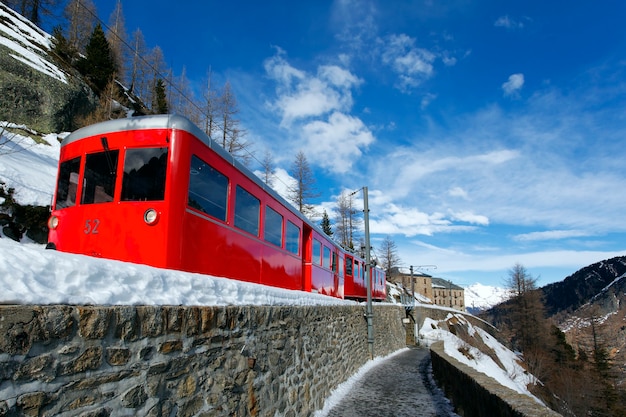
[387,268,465,311]
[431,277,465,311]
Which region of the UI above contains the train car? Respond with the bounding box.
[46,114,384,300]
[344,253,387,301]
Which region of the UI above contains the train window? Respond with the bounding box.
[81,150,119,204]
[286,221,300,255]
[187,155,228,221]
[323,246,331,269]
[54,157,81,209]
[121,147,168,201]
[345,257,353,276]
[332,252,338,272]
[312,239,321,265]
[234,185,260,236]
[338,256,344,278]
[264,206,283,247]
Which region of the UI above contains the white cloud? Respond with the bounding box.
[502,73,524,96]
[302,112,375,173]
[379,34,436,90]
[494,15,525,29]
[448,186,468,199]
[263,51,374,174]
[264,52,361,125]
[513,230,593,242]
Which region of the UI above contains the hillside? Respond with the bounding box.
[0,4,96,133]
[544,256,626,385]
[543,256,626,316]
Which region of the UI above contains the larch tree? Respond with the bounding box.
[260,151,276,187]
[288,151,318,218]
[504,263,549,356]
[377,235,401,274]
[334,190,361,249]
[219,81,251,164]
[64,0,96,54]
[106,0,127,83]
[201,68,219,140]
[144,45,167,112]
[127,28,148,95]
[7,0,59,27]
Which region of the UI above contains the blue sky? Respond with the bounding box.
[92,0,626,288]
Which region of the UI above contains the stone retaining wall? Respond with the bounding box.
[0,304,406,416]
[430,342,562,417]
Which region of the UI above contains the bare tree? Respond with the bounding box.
[288,151,319,217]
[335,190,361,249]
[64,0,96,54]
[201,68,219,139]
[106,0,127,83]
[127,28,147,94]
[218,81,251,163]
[377,235,401,273]
[144,46,167,112]
[8,0,59,27]
[260,151,276,187]
[504,263,548,354]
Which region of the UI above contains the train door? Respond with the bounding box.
[302,224,313,292]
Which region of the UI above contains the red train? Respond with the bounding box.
[46,114,386,301]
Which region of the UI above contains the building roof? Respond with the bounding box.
[431,277,464,291]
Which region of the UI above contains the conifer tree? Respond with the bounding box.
[79,23,117,96]
[320,210,333,237]
[153,79,168,114]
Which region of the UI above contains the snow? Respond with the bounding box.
[0,4,67,83]
[419,313,541,402]
[464,282,510,311]
[0,237,356,306]
[0,123,62,206]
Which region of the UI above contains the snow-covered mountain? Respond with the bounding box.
[464,282,510,314]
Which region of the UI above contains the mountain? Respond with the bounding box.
[544,256,626,384]
[464,282,510,314]
[542,256,626,317]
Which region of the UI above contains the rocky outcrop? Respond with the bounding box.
[0,4,97,133]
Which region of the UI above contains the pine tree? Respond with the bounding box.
[153,79,168,114]
[320,210,333,237]
[78,23,117,96]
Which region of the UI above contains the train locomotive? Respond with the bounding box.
[46,114,386,301]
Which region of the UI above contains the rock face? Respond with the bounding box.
[0,4,97,133]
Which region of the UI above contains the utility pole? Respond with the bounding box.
[363,186,374,360]
[350,186,374,359]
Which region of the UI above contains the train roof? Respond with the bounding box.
[63,115,372,263]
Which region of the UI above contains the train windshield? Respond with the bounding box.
[121,147,168,201]
[81,150,119,204]
[54,157,81,209]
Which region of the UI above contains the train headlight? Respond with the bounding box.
[47,215,59,230]
[144,208,159,225]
